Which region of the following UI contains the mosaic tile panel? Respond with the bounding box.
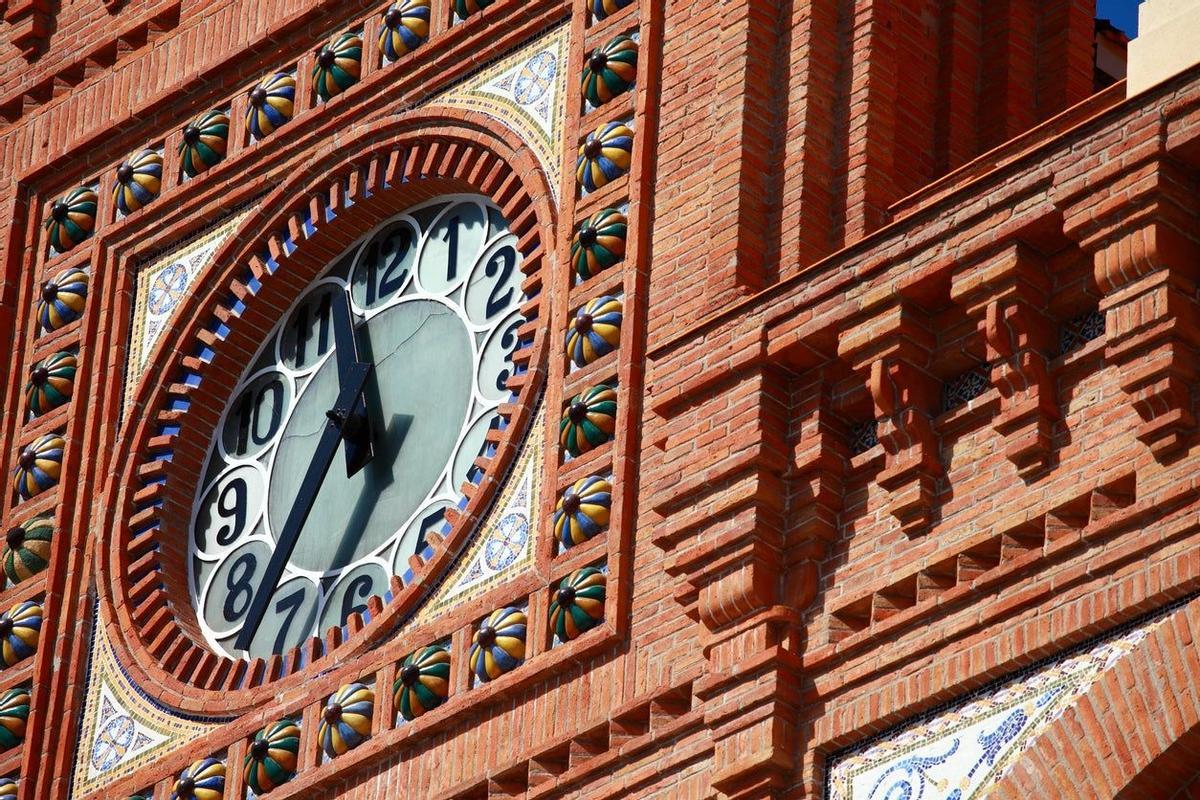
[827,614,1166,800]
[71,611,220,797]
[124,210,249,406]
[412,403,544,625]
[430,25,567,200]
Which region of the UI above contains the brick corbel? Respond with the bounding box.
[951,242,1058,480]
[1062,163,1200,459]
[650,359,804,798]
[839,303,942,536]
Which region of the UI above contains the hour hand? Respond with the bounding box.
[330,290,374,476]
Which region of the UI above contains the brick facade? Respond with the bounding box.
[1,1,1199,798]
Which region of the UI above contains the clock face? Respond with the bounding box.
[188,194,526,658]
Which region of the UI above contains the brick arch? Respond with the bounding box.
[987,599,1200,800]
[95,108,558,715]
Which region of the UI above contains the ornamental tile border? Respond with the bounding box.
[827,610,1169,800]
[413,403,544,626]
[123,210,250,408]
[430,24,567,201]
[71,610,220,798]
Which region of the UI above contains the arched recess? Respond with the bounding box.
[94,108,558,715]
[986,598,1200,800]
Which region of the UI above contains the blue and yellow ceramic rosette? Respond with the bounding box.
[3,516,52,586]
[591,0,633,20]
[319,682,374,757]
[36,267,88,333]
[393,645,450,721]
[313,32,362,101]
[559,384,617,457]
[171,757,225,800]
[44,187,97,254]
[0,601,41,668]
[25,351,76,418]
[379,0,430,61]
[453,0,494,20]
[576,121,634,193]
[582,34,637,107]
[553,475,612,549]
[0,688,29,751]
[567,295,622,367]
[246,73,296,140]
[550,567,606,641]
[12,434,64,501]
[469,607,526,682]
[179,110,229,178]
[571,208,627,280]
[0,778,16,798]
[113,149,163,215]
[244,718,300,794]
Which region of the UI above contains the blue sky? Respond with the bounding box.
[1096,0,1143,36]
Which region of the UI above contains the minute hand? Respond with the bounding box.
[233,361,373,653]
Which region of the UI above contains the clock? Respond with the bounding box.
[187,194,527,658]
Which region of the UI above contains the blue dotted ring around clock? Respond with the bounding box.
[393,644,451,721]
[43,187,98,255]
[313,32,362,102]
[379,0,430,61]
[12,433,65,502]
[319,682,375,757]
[171,756,225,800]
[25,350,76,418]
[0,601,42,668]
[179,110,229,178]
[553,474,612,550]
[550,567,607,642]
[566,295,622,367]
[468,606,526,682]
[246,72,296,140]
[113,149,163,216]
[36,267,89,333]
[576,121,634,194]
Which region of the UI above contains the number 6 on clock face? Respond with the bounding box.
[188,195,529,659]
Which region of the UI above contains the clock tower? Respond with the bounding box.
[2,1,1200,798]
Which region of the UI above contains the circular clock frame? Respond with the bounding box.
[99,119,556,713]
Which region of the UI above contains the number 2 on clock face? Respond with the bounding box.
[188,195,530,659]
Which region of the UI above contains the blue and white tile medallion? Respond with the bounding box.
[828,615,1164,800]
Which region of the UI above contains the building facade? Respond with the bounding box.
[0,0,1199,798]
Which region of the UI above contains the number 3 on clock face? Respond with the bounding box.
[188,195,528,659]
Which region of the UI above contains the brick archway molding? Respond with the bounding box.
[95,108,558,715]
[987,597,1200,799]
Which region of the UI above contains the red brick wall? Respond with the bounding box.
[4,1,1200,798]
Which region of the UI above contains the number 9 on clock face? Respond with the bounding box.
[188,195,530,658]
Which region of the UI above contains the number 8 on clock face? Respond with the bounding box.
[188,195,528,659]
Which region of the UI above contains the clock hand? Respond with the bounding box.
[330,289,374,477]
[233,361,373,653]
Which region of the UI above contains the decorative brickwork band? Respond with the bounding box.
[839,303,942,536]
[951,242,1059,480]
[1061,161,1200,459]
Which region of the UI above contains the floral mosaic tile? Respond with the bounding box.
[827,613,1166,800]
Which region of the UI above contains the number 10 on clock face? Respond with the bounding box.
[188,196,529,658]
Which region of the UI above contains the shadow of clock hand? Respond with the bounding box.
[329,412,412,572]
